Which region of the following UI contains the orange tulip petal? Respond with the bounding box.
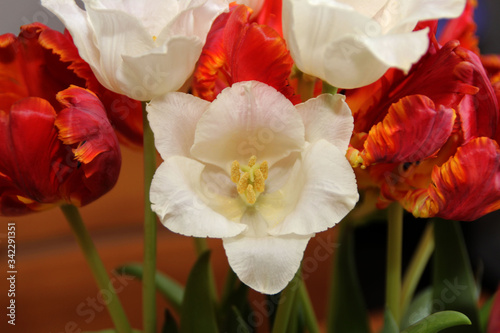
[361,95,455,166]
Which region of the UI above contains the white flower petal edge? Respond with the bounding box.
[282,0,466,89]
[223,210,312,295]
[150,156,247,238]
[147,92,210,160]
[296,93,353,152]
[42,0,229,101]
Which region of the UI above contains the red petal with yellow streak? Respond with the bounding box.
[402,137,500,221]
[193,5,297,103]
[54,86,121,206]
[0,23,143,147]
[360,95,455,166]
[347,41,492,136]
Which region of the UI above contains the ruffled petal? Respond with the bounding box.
[151,156,247,238]
[402,137,500,221]
[192,5,296,103]
[223,209,311,294]
[261,140,358,236]
[41,0,101,74]
[147,92,210,160]
[360,95,455,166]
[296,93,353,151]
[54,86,121,206]
[348,41,483,134]
[191,81,305,170]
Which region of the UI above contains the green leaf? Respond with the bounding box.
[401,288,433,330]
[180,251,219,333]
[219,277,253,333]
[433,220,481,333]
[231,306,251,333]
[380,308,399,333]
[162,309,179,333]
[401,310,471,333]
[479,292,496,333]
[115,263,184,313]
[327,223,370,333]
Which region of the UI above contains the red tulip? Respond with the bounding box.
[346,33,500,221]
[0,22,143,147]
[0,86,121,216]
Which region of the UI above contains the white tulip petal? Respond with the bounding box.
[223,210,311,294]
[296,94,353,151]
[191,81,305,170]
[282,0,374,83]
[121,36,203,100]
[90,0,179,36]
[357,29,430,73]
[264,140,358,236]
[397,0,466,29]
[151,156,247,238]
[282,0,466,89]
[165,0,229,39]
[147,92,210,160]
[84,5,156,95]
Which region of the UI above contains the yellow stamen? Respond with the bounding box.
[152,35,157,41]
[245,184,256,204]
[259,161,268,180]
[230,160,240,183]
[254,169,265,192]
[248,155,257,167]
[230,156,268,205]
[237,172,249,194]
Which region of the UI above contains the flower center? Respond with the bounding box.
[230,155,268,205]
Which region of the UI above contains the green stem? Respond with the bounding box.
[142,102,157,333]
[400,222,434,316]
[272,271,301,333]
[386,202,403,326]
[297,72,317,102]
[298,280,321,333]
[194,237,208,255]
[322,81,338,95]
[60,204,131,333]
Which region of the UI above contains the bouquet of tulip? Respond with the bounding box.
[1,0,499,332]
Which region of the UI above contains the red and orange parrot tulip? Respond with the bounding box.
[0,22,143,147]
[346,29,500,221]
[0,25,123,216]
[192,4,297,103]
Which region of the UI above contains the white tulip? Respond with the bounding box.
[148,81,358,294]
[42,0,229,101]
[282,0,466,89]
